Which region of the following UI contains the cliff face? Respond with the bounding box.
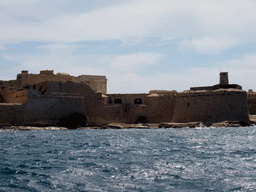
[172,89,249,123]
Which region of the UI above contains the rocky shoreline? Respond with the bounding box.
[1,120,255,131]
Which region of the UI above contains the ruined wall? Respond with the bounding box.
[0,104,23,126]
[78,75,107,94]
[0,88,28,103]
[16,70,107,94]
[172,89,249,123]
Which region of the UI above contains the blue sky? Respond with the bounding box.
[1,0,256,93]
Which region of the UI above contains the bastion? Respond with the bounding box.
[0,70,252,128]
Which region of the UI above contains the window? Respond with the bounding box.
[114,98,122,104]
[134,98,142,104]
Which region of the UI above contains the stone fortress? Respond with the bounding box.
[0,70,252,128]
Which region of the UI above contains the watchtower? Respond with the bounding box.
[219,72,229,85]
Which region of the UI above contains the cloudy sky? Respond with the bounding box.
[1,0,256,93]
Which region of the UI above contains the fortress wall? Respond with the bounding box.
[247,98,256,114]
[246,92,256,114]
[0,104,23,126]
[172,90,249,123]
[43,81,101,118]
[144,96,176,123]
[97,105,126,124]
[1,88,28,103]
[98,94,176,124]
[108,94,149,105]
[23,90,86,125]
[35,81,105,125]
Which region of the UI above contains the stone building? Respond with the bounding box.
[174,72,248,123]
[0,70,251,127]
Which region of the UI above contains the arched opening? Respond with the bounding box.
[134,98,142,104]
[136,116,147,124]
[58,113,87,129]
[114,98,122,104]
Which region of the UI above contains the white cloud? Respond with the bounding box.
[226,53,256,68]
[2,46,256,93]
[0,0,256,54]
[179,36,243,54]
[38,43,75,50]
[109,52,164,71]
[0,0,43,6]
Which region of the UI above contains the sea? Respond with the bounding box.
[1,127,256,192]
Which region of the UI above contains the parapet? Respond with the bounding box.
[78,75,107,82]
[40,70,54,75]
[21,70,28,74]
[149,90,177,94]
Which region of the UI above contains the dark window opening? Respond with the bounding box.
[134,98,142,104]
[187,102,190,107]
[114,98,122,104]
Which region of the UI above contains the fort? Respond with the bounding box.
[0,70,252,128]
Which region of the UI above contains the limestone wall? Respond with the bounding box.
[101,93,176,124]
[145,94,176,123]
[0,104,23,126]
[78,75,107,94]
[33,82,103,125]
[23,90,86,125]
[246,91,256,114]
[172,89,249,123]
[108,94,149,105]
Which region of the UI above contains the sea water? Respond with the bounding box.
[1,127,256,191]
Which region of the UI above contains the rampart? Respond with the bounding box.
[23,90,86,125]
[100,92,176,124]
[172,89,249,123]
[0,89,86,126]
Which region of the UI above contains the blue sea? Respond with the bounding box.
[1,127,256,192]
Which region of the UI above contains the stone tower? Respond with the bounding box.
[219,72,229,85]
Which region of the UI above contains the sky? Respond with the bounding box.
[1,0,256,93]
